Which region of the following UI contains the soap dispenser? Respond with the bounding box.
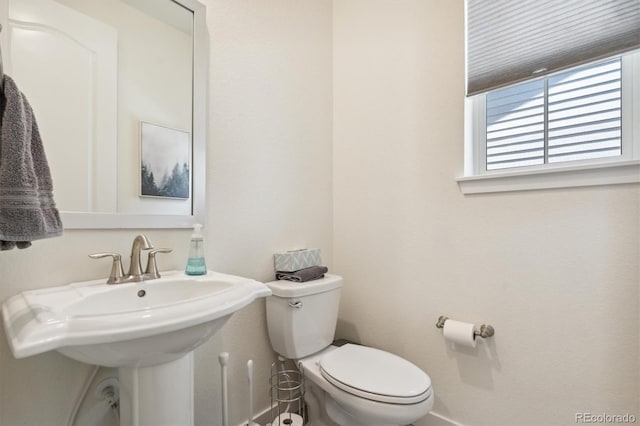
[186,224,207,275]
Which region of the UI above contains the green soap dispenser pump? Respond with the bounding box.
[186,224,207,275]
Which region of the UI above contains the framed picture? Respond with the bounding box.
[140,121,190,199]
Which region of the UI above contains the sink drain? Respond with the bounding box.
[137,290,146,297]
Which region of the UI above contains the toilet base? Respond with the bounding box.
[305,379,338,426]
[325,395,378,426]
[306,378,389,426]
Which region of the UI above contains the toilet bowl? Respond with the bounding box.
[265,275,433,426]
[300,344,433,426]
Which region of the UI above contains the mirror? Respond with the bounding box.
[1,0,207,228]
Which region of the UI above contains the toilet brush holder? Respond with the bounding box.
[246,360,261,426]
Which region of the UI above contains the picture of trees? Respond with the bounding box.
[140,122,190,199]
[141,161,189,198]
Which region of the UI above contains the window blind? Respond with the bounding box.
[466,0,640,96]
[486,58,622,171]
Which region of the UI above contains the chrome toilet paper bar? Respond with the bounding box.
[435,315,495,339]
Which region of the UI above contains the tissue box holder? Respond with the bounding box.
[274,249,321,272]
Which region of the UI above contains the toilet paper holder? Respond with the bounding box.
[435,316,495,339]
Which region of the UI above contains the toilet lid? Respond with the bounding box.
[319,344,431,404]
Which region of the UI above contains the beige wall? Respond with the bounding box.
[0,1,333,425]
[198,0,333,424]
[333,1,639,425]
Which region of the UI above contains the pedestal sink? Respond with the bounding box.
[2,270,271,425]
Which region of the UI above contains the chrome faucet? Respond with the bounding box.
[89,235,172,284]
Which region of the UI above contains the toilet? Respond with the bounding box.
[265,274,433,426]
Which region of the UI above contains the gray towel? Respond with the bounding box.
[276,266,328,282]
[0,75,63,250]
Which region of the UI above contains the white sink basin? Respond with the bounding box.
[2,270,271,367]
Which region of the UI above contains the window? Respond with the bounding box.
[459,51,640,194]
[460,0,640,193]
[486,57,623,171]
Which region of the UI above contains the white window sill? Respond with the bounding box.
[456,160,640,194]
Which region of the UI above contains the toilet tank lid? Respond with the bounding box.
[265,274,342,297]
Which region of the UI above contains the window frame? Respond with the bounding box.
[458,51,640,194]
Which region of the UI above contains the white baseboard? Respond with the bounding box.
[423,411,463,426]
[234,404,274,426]
[238,406,462,426]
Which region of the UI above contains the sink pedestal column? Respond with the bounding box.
[119,352,194,426]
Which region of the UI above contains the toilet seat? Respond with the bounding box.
[319,344,432,405]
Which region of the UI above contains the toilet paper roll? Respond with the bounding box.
[271,412,304,426]
[443,319,477,348]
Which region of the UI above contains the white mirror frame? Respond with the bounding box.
[62,0,207,229]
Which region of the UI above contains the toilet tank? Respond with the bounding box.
[265,274,342,359]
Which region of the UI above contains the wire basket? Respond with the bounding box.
[269,359,306,425]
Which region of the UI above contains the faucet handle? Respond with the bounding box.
[145,248,173,279]
[89,252,125,284]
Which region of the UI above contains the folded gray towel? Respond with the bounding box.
[276,266,328,282]
[1,240,31,250]
[0,75,63,250]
